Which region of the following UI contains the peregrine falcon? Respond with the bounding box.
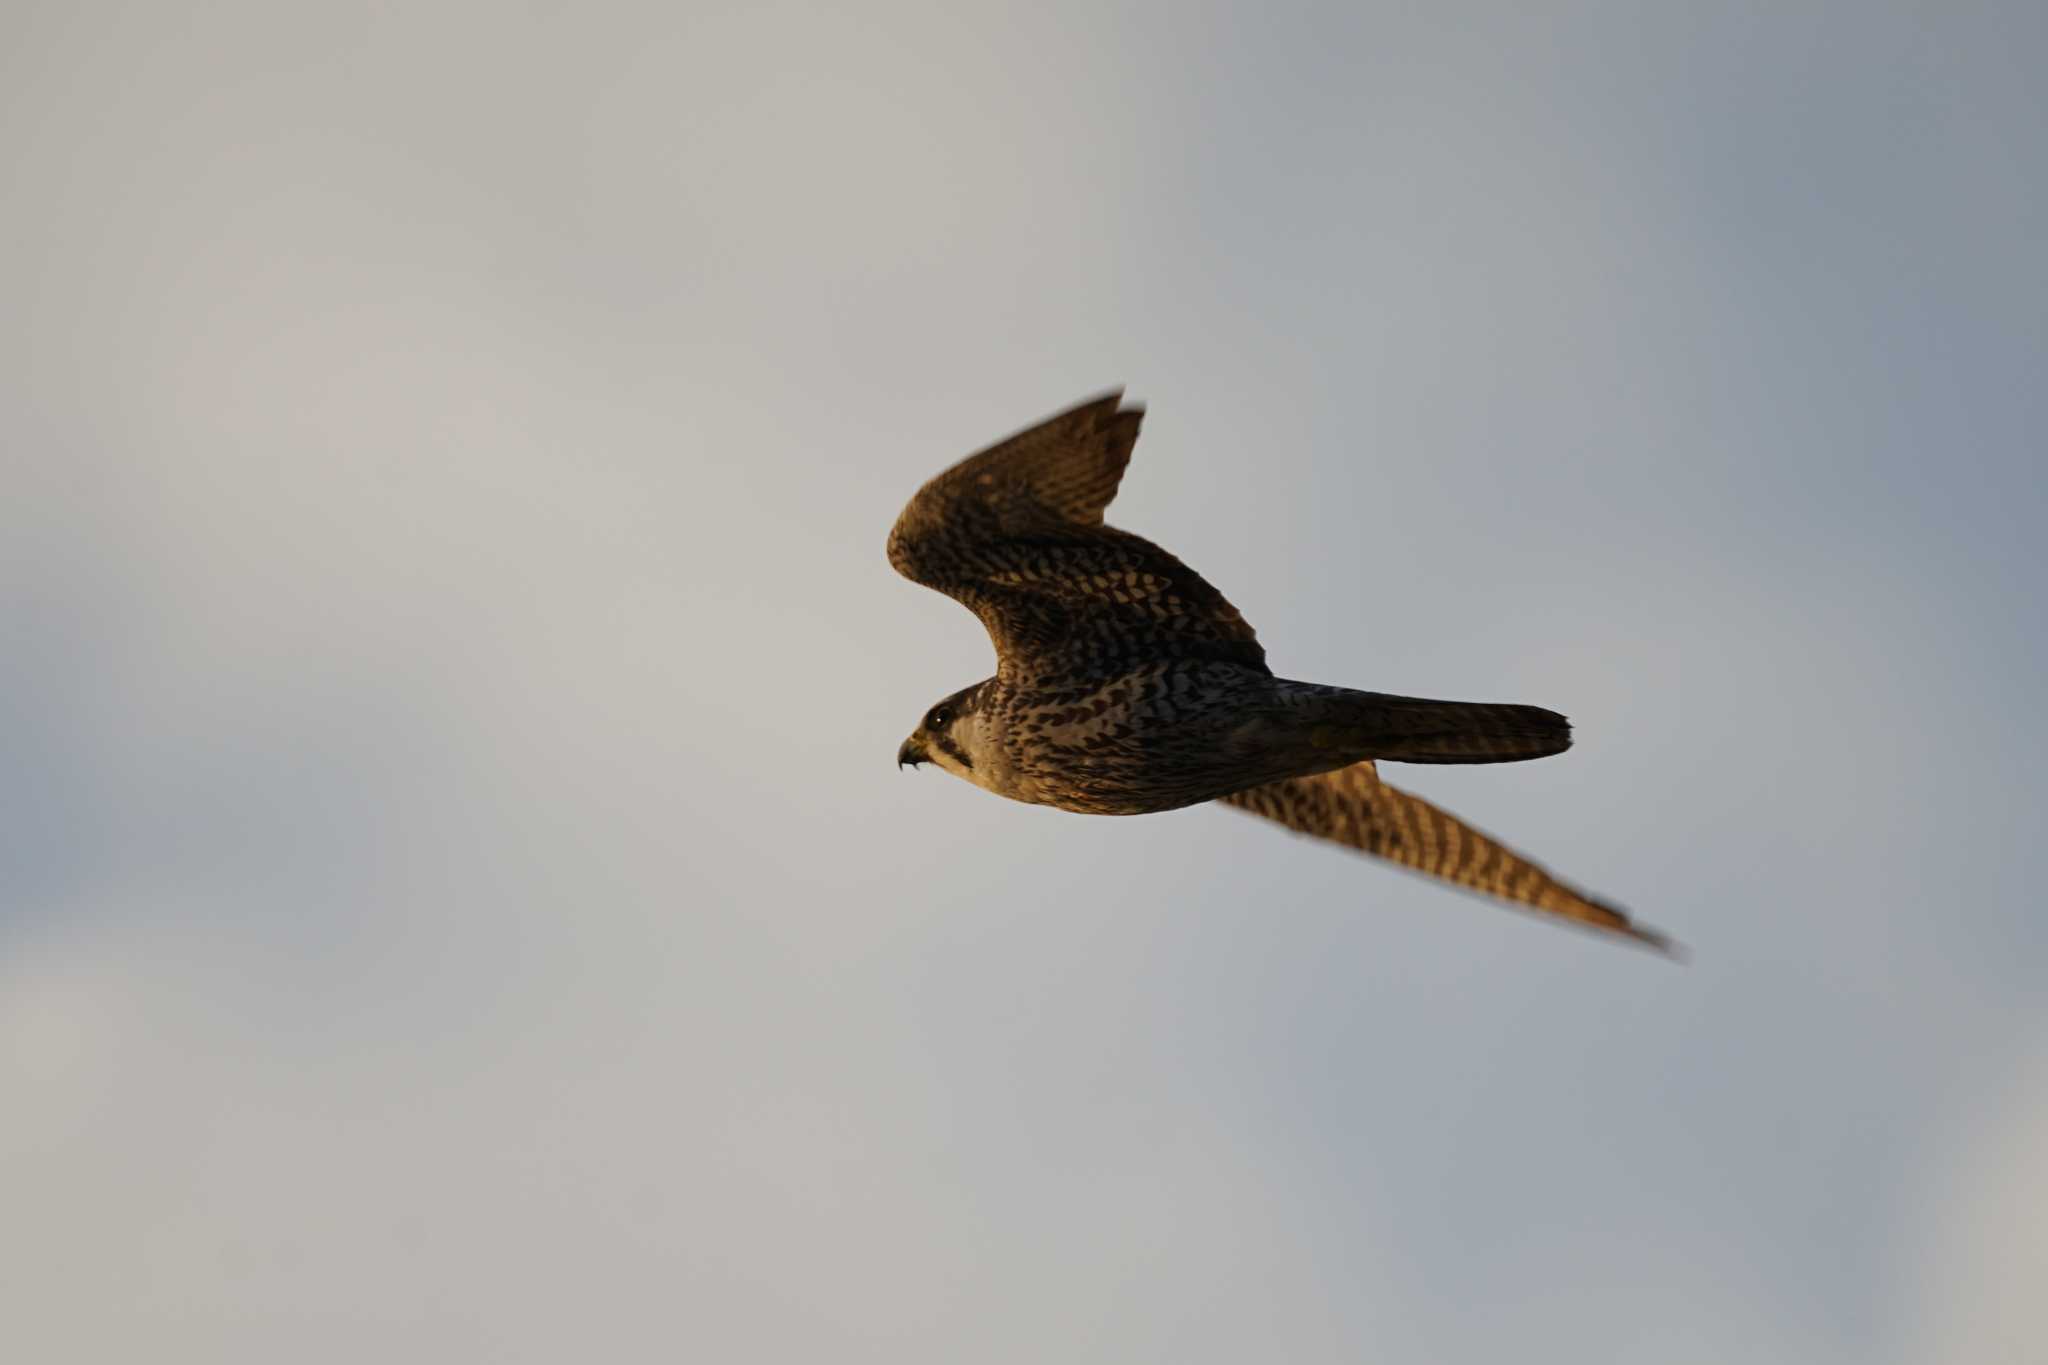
[889,391,1673,953]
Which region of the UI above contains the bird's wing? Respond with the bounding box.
[1220,762,1677,953]
[888,391,1266,682]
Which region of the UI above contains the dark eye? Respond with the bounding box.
[927,707,952,730]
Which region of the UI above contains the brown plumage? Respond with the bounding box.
[889,391,1674,953]
[1221,764,1674,952]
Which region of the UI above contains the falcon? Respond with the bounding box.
[888,391,1673,953]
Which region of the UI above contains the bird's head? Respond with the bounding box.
[897,680,994,786]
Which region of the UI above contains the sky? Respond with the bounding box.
[2,1,2044,1360]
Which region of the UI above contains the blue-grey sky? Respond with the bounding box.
[3,2,2043,1360]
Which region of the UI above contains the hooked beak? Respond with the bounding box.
[897,737,927,770]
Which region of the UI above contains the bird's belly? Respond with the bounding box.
[997,668,1299,815]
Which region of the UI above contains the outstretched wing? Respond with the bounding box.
[887,392,1266,682]
[1221,763,1677,953]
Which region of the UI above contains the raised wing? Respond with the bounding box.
[887,391,1266,682]
[1221,762,1676,953]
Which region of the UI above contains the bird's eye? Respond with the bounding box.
[927,708,952,730]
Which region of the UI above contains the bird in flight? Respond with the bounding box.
[888,391,1673,953]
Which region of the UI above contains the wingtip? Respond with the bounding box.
[1075,385,1140,419]
[1623,923,1687,961]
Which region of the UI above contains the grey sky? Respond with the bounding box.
[3,2,2043,1360]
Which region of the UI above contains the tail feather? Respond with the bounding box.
[1311,692,1572,765]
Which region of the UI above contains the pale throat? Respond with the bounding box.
[952,714,1038,804]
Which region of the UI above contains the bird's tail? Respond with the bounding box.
[1302,690,1572,765]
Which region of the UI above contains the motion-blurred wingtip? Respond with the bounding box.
[1625,923,1687,962]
